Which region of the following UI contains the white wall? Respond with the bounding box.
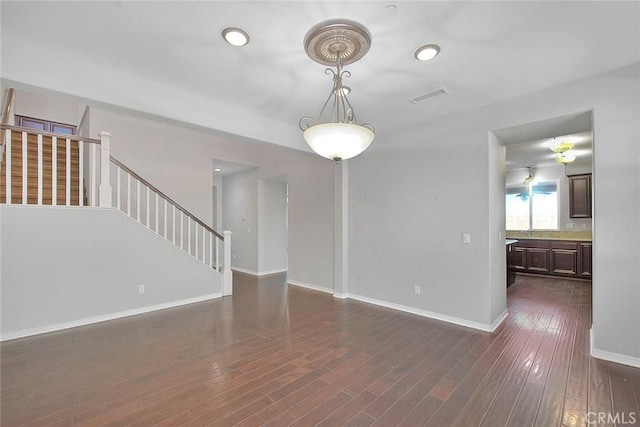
[258,179,288,274]
[348,63,640,363]
[0,205,222,339]
[13,88,81,126]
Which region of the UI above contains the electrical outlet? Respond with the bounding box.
[462,233,471,244]
[414,285,421,295]
[138,285,145,294]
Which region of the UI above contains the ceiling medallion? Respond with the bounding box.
[299,19,375,162]
[303,19,371,66]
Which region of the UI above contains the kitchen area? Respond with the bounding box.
[498,113,593,287]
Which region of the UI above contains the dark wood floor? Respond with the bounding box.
[2,273,639,426]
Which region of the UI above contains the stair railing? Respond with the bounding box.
[0,124,232,294]
[1,88,15,161]
[109,156,230,277]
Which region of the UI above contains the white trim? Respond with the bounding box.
[1,293,222,342]
[590,328,640,368]
[288,280,333,294]
[232,267,287,277]
[333,293,348,300]
[490,309,509,332]
[346,293,507,332]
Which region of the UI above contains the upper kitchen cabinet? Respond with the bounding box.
[568,174,592,218]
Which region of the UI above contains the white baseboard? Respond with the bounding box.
[232,267,287,277]
[346,293,506,332]
[333,293,348,300]
[287,280,333,294]
[1,293,222,342]
[590,328,640,368]
[490,309,510,332]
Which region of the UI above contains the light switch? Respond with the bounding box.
[462,233,471,244]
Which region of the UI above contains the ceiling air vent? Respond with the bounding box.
[410,87,450,105]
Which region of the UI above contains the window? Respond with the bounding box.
[506,181,558,230]
[16,115,76,135]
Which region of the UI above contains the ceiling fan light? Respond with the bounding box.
[414,44,440,61]
[222,27,250,47]
[303,123,374,161]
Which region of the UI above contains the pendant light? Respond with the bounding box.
[299,19,375,161]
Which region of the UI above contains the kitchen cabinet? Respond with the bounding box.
[550,241,578,276]
[569,174,592,218]
[506,241,517,287]
[579,242,592,277]
[511,239,591,279]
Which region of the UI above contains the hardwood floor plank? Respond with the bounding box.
[2,272,637,427]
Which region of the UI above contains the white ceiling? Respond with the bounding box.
[1,1,639,157]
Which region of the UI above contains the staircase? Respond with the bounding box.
[0,131,86,205]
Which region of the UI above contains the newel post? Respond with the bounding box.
[98,131,112,207]
[223,230,233,296]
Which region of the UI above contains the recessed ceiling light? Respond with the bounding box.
[222,27,250,47]
[414,44,440,61]
[214,168,223,172]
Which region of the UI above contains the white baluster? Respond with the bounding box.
[65,138,71,206]
[136,180,141,222]
[78,141,84,206]
[22,132,27,205]
[195,223,199,259]
[155,193,159,234]
[223,231,233,296]
[172,205,176,244]
[180,211,184,250]
[215,237,219,271]
[126,173,131,216]
[89,143,96,206]
[145,186,150,228]
[98,131,112,207]
[202,228,206,263]
[37,134,43,205]
[51,136,56,206]
[209,232,213,268]
[116,165,121,210]
[163,199,168,239]
[188,218,192,255]
[4,129,10,204]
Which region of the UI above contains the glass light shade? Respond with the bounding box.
[548,140,574,153]
[555,152,576,164]
[303,123,374,161]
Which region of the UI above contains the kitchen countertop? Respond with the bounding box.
[506,239,518,245]
[506,230,592,242]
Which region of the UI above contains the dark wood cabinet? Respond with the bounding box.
[506,244,516,287]
[579,242,592,277]
[569,174,592,218]
[511,239,591,279]
[527,247,551,273]
[550,241,578,276]
[513,246,527,271]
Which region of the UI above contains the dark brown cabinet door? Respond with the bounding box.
[569,174,592,218]
[527,248,550,273]
[513,246,527,270]
[579,243,592,277]
[551,242,578,275]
